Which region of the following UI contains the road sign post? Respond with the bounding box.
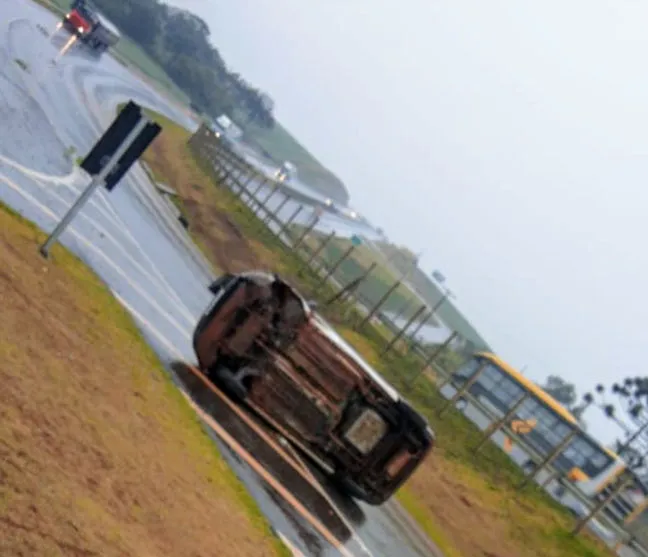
[40,101,160,257]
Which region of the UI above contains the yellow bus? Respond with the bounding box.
[450,352,628,498]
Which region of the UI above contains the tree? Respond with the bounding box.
[541,375,578,409]
[90,0,275,126]
[584,379,648,480]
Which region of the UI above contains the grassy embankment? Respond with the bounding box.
[138,112,615,557]
[0,201,289,557]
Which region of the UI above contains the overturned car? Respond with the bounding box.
[193,271,434,504]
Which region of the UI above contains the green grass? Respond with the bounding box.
[32,0,68,13]
[397,489,464,557]
[0,200,289,557]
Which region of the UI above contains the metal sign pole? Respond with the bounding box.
[40,117,149,257]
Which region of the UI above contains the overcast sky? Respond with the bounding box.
[169,0,648,445]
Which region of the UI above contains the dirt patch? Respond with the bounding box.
[142,122,264,274]
[181,197,260,273]
[0,206,281,557]
[403,456,611,557]
[405,458,522,557]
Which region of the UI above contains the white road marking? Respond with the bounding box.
[111,289,188,361]
[0,157,197,324]
[0,174,192,341]
[276,532,306,557]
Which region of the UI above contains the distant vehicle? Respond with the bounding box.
[274,161,297,183]
[322,198,341,214]
[450,352,648,525]
[62,0,120,57]
[193,271,435,504]
[215,114,243,141]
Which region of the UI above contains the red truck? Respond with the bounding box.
[62,0,120,57]
[193,271,434,504]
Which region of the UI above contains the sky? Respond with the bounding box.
[168,0,648,445]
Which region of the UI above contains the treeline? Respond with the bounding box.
[92,0,274,128]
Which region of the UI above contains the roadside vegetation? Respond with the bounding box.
[138,112,615,557]
[0,202,289,557]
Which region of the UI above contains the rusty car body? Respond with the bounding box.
[192,271,434,504]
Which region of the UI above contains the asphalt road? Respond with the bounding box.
[0,2,441,556]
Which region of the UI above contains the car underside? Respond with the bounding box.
[193,271,434,504]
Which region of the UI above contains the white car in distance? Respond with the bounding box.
[274,161,297,183]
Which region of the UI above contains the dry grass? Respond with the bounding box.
[401,457,609,557]
[0,203,288,557]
